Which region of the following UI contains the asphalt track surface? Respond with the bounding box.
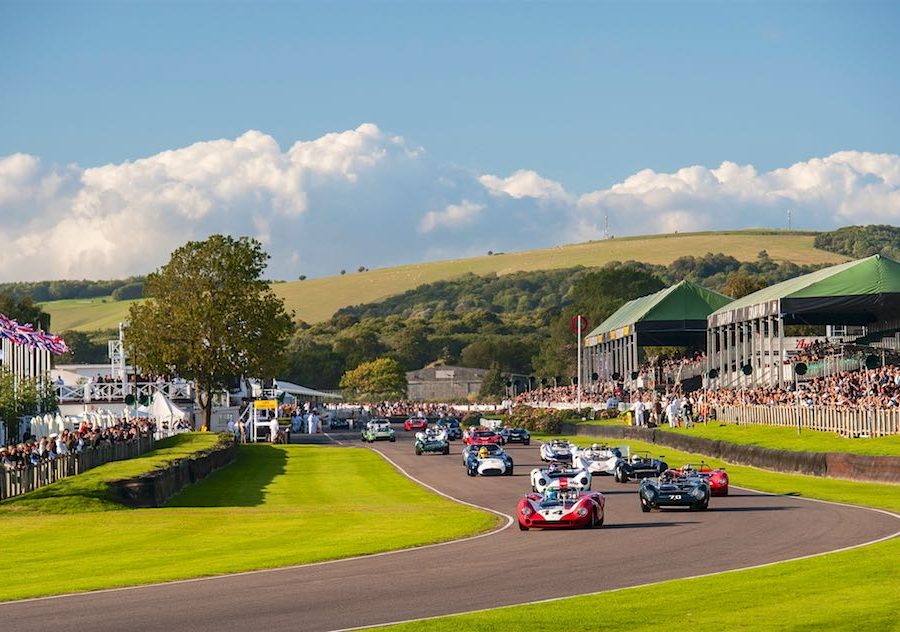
[2,431,898,631]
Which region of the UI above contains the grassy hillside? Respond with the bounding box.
[275,230,843,323]
[42,230,845,331]
[42,296,137,332]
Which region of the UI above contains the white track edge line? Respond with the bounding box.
[329,485,900,632]
[0,441,511,607]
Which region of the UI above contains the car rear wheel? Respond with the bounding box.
[442,446,450,455]
[415,447,422,455]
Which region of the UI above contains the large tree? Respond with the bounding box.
[126,235,294,428]
[339,357,407,401]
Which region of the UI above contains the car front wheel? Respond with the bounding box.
[640,498,651,512]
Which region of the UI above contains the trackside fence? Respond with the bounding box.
[0,436,155,501]
[716,405,900,437]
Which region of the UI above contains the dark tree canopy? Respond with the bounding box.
[126,235,294,427]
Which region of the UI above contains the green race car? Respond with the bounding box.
[414,427,450,455]
[361,419,396,443]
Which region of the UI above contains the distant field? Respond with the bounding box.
[41,296,135,332]
[41,230,845,330]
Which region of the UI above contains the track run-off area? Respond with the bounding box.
[1,431,898,632]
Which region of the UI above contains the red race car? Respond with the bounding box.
[463,427,503,446]
[674,462,729,496]
[517,489,605,530]
[403,418,427,431]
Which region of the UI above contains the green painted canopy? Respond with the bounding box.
[709,255,900,326]
[585,281,733,347]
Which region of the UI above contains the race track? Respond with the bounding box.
[2,431,897,631]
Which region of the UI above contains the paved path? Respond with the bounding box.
[2,431,897,631]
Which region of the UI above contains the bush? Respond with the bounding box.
[502,406,568,434]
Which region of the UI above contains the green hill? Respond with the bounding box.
[42,230,845,332]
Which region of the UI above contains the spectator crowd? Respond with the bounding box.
[1,419,156,472]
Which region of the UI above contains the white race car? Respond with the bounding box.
[415,427,448,443]
[530,464,592,493]
[464,443,514,476]
[572,443,627,476]
[539,439,577,464]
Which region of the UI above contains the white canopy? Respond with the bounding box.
[274,380,342,399]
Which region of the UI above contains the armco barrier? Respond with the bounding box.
[560,423,900,484]
[108,436,236,507]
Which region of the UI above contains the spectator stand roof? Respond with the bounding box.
[585,280,733,348]
[709,254,900,327]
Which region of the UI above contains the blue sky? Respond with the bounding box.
[1,1,899,280]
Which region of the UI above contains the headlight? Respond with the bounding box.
[692,487,705,499]
[539,478,547,486]
[576,507,588,517]
[580,478,588,486]
[521,506,533,516]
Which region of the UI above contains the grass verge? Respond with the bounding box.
[659,422,900,456]
[371,432,900,631]
[0,443,495,601]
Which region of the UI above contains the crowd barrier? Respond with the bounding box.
[1,435,155,501]
[716,404,900,437]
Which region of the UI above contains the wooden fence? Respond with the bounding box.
[716,404,900,437]
[1,436,155,501]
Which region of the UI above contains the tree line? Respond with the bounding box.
[0,277,145,303]
[814,225,900,260]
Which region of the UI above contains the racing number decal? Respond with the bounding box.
[671,495,681,500]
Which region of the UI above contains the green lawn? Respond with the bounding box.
[371,433,900,631]
[661,422,900,456]
[42,230,844,329]
[0,441,495,601]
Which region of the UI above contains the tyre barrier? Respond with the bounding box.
[560,423,900,484]
[108,435,237,508]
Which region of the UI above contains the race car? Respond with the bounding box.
[614,451,668,483]
[404,417,428,431]
[329,416,352,430]
[498,426,531,445]
[573,443,626,476]
[464,443,514,476]
[415,427,450,455]
[435,418,462,440]
[539,439,577,464]
[530,463,592,493]
[360,419,396,443]
[639,470,710,511]
[673,462,729,496]
[463,427,504,446]
[517,489,605,530]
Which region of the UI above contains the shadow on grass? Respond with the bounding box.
[167,444,288,508]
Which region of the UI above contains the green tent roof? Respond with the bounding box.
[586,280,733,342]
[710,255,900,324]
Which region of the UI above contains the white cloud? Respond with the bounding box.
[479,169,571,202]
[0,127,899,284]
[419,200,485,233]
